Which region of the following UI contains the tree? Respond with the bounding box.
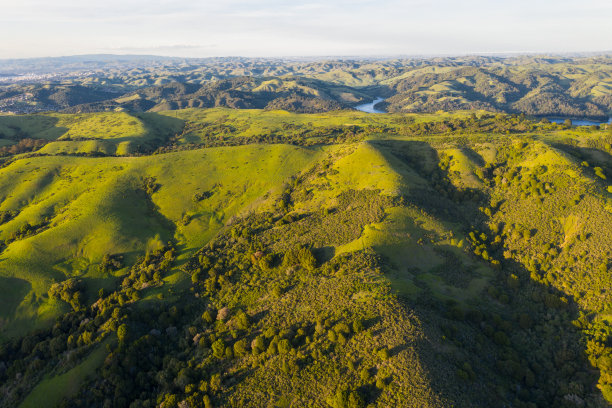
[202,310,214,324]
[352,318,364,334]
[278,339,291,354]
[234,310,250,330]
[377,347,390,360]
[212,339,225,358]
[251,336,265,355]
[117,324,129,344]
[328,386,365,408]
[360,367,371,382]
[233,339,247,356]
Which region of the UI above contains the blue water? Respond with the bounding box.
[353,98,610,126]
[546,117,612,126]
[354,97,385,113]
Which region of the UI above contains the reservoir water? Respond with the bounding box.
[546,117,612,127]
[353,97,610,126]
[354,97,385,113]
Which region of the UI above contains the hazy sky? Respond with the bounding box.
[1,0,610,58]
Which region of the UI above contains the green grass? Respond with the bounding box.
[0,108,610,407]
[0,115,67,140]
[139,144,327,249]
[0,111,184,156]
[441,148,484,188]
[19,341,108,408]
[53,112,146,140]
[0,142,325,336]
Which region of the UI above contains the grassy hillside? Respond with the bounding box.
[0,111,184,156]
[0,108,610,407]
[0,143,324,338]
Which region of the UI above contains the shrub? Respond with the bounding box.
[378,347,390,360]
[282,245,317,271]
[212,339,225,358]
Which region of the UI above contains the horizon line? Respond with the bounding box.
[1,50,612,62]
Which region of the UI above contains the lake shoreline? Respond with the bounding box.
[354,97,386,114]
[353,97,610,126]
[540,116,612,126]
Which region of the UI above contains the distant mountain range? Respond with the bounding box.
[0,54,610,117]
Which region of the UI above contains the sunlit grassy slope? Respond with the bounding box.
[164,107,488,145]
[0,108,609,331]
[0,142,325,336]
[0,108,610,407]
[0,111,184,156]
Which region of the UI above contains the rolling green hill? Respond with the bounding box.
[0,108,610,407]
[0,111,184,156]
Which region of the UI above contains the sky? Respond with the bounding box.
[0,0,611,59]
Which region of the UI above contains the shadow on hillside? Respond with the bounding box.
[369,139,600,407]
[89,112,186,154]
[131,112,185,149]
[548,141,612,178]
[460,146,486,167]
[54,113,186,156]
[0,276,31,325]
[0,115,68,141]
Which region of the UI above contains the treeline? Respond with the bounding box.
[0,138,48,156]
[153,123,367,153]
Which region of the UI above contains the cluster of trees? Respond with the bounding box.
[281,245,317,271]
[154,123,368,154]
[48,278,85,311]
[2,219,50,247]
[263,94,344,113]
[0,244,178,407]
[499,166,555,199]
[466,229,502,266]
[141,176,160,196]
[121,244,175,290]
[392,113,545,137]
[0,209,18,224]
[0,138,48,156]
[99,253,124,274]
[584,321,612,401]
[192,191,213,202]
